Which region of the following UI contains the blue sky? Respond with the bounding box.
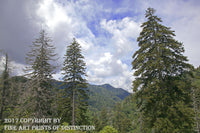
[0,0,200,92]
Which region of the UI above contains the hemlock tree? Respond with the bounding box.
[62,38,88,125]
[132,8,193,132]
[23,30,57,118]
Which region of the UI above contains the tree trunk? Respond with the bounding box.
[140,112,143,133]
[72,87,75,125]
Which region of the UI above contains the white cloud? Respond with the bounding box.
[76,38,93,52]
[10,61,26,76]
[172,16,200,67]
[0,56,6,73]
[36,0,70,31]
[100,17,141,57]
[164,1,200,67]
[0,55,26,76]
[86,52,134,92]
[87,52,113,78]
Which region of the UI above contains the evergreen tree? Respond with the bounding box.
[191,66,200,133]
[23,29,57,118]
[99,107,109,130]
[0,54,23,121]
[132,8,193,132]
[0,53,9,122]
[62,38,88,125]
[113,102,131,133]
[92,115,101,132]
[8,76,27,118]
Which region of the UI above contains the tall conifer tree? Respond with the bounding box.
[132,8,193,132]
[23,30,57,118]
[62,38,88,125]
[0,53,9,121]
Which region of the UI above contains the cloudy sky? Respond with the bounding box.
[0,0,200,92]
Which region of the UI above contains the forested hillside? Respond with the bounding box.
[88,84,130,112]
[51,80,130,113]
[0,76,131,132]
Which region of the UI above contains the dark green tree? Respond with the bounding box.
[132,8,193,132]
[23,29,57,118]
[92,115,101,132]
[113,102,131,133]
[191,66,200,133]
[99,107,109,130]
[62,38,88,125]
[0,54,24,122]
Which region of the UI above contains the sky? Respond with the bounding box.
[0,0,200,92]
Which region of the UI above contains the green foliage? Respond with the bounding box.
[191,67,200,132]
[88,84,129,113]
[91,115,101,132]
[112,102,132,133]
[99,107,110,130]
[99,126,118,133]
[0,53,10,121]
[132,7,194,132]
[111,94,141,133]
[61,38,88,125]
[62,38,87,83]
[21,30,57,118]
[93,94,137,133]
[132,7,191,92]
[25,30,57,79]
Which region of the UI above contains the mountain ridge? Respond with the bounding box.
[87,83,130,113]
[10,76,130,113]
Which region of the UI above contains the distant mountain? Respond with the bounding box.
[51,81,130,112]
[88,84,130,113]
[98,84,130,99]
[10,76,130,114]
